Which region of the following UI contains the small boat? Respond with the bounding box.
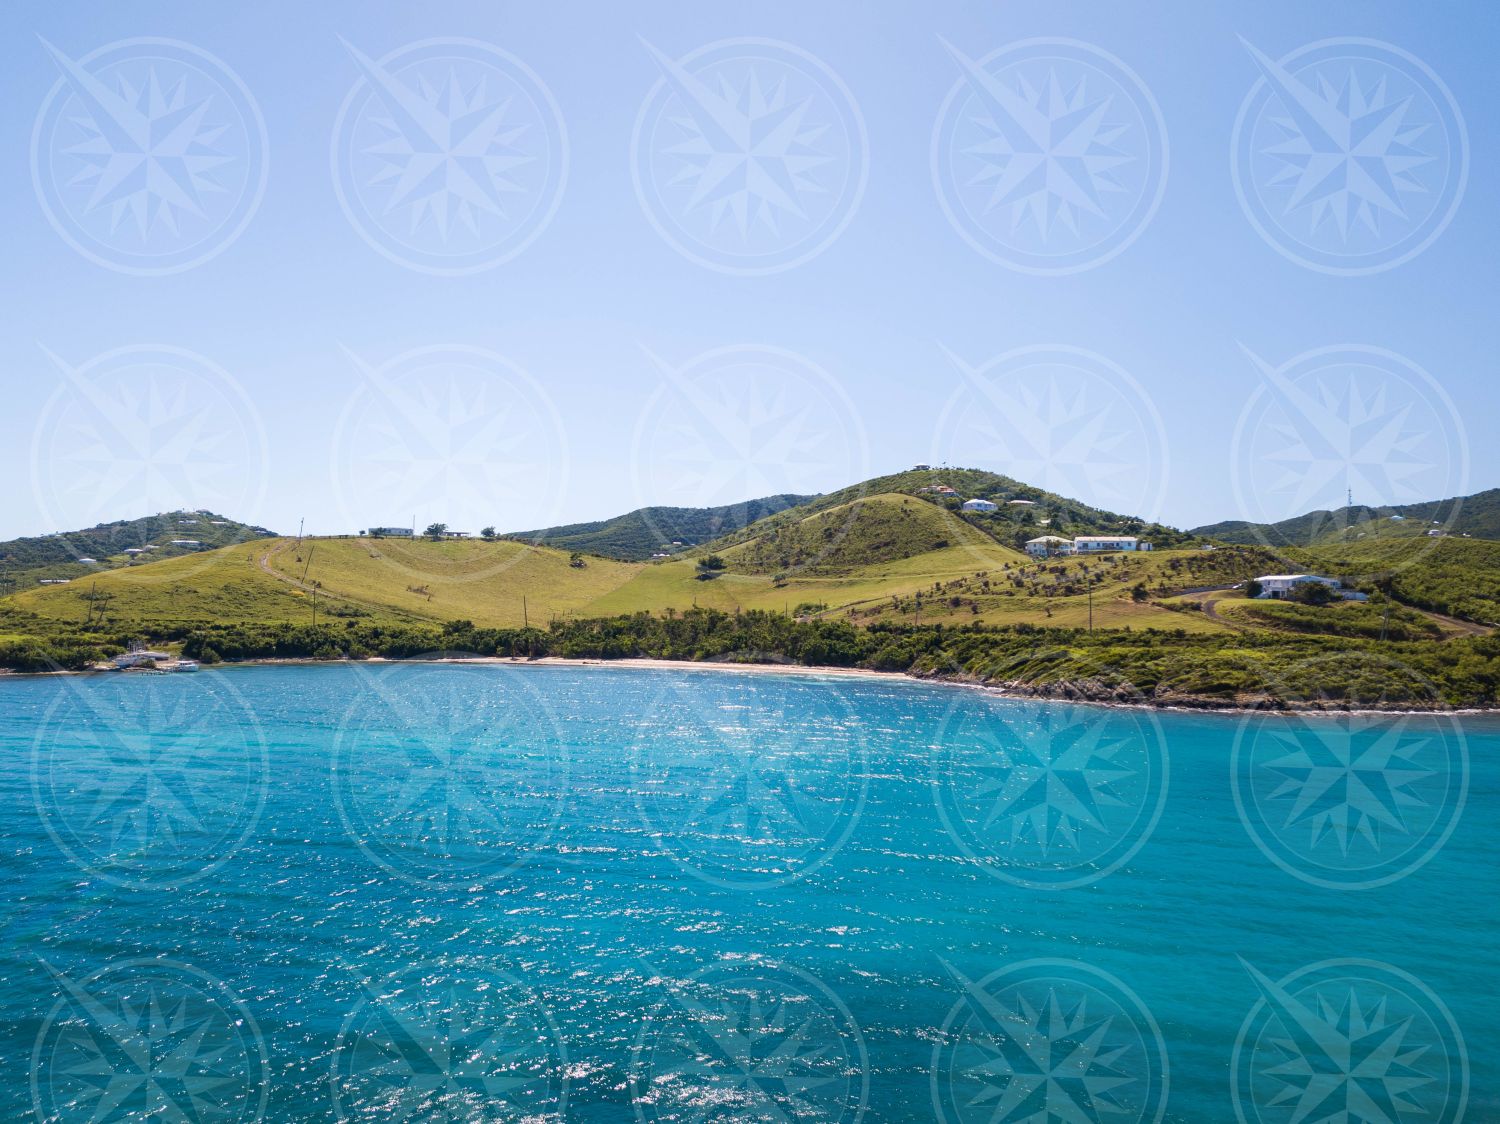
[113,648,171,670]
[172,660,200,673]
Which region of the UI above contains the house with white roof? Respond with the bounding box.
[1024,535,1073,558]
[1253,573,1365,601]
[961,498,998,512]
[1072,535,1150,553]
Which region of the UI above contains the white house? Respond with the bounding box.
[369,526,414,537]
[1072,536,1150,553]
[169,539,203,548]
[1253,573,1348,599]
[1024,535,1073,558]
[1007,499,1036,506]
[961,498,999,512]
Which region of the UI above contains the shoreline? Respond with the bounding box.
[9,653,1496,719]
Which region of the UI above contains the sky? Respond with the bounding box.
[1,0,1495,541]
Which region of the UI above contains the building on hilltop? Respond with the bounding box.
[960,498,998,512]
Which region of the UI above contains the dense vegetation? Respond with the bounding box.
[1297,537,1500,625]
[1192,487,1500,547]
[7,605,1497,710]
[507,494,812,560]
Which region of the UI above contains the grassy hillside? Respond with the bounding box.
[721,492,998,574]
[0,510,275,595]
[698,467,1195,558]
[1192,488,1500,547]
[507,493,813,560]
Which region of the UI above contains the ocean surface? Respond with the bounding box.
[1,661,1494,1122]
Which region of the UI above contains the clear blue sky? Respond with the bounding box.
[2,0,1495,540]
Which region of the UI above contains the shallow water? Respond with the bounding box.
[2,662,1494,1121]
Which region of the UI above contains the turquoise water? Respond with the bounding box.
[1,662,1495,1122]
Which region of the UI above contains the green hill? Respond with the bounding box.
[720,492,998,574]
[1191,488,1500,547]
[697,467,1195,557]
[507,493,813,560]
[0,511,276,596]
[1295,536,1500,626]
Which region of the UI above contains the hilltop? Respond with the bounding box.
[1191,487,1500,547]
[0,511,276,595]
[696,467,1196,557]
[507,493,813,560]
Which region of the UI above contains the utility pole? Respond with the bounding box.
[522,595,528,629]
[297,517,304,546]
[1088,578,1094,632]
